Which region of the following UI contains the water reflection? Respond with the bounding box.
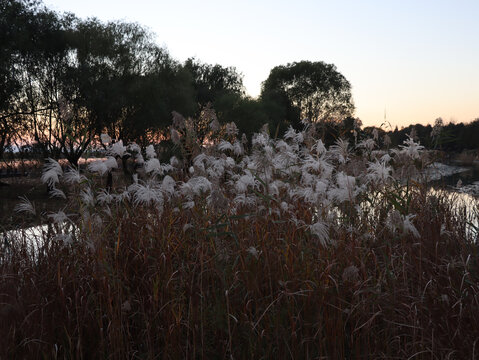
[1,221,78,260]
[433,163,479,196]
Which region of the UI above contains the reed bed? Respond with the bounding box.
[1,118,478,359]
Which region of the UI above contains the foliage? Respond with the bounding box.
[261,60,355,126]
[385,118,479,153]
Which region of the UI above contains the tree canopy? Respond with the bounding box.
[0,1,407,164]
[261,61,355,125]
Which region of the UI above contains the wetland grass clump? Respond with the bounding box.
[1,118,478,359]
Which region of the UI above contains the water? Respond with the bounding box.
[1,222,78,261]
[432,163,479,195]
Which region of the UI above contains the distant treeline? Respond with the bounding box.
[363,118,479,153]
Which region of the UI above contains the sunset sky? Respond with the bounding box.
[45,0,479,128]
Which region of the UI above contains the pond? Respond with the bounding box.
[429,162,479,196]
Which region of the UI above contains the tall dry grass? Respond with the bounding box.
[1,119,478,359]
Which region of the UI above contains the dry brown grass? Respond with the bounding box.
[1,186,478,359]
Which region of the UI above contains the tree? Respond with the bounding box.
[261,61,355,126]
[2,2,196,164]
[73,19,195,145]
[0,0,57,159]
[183,58,244,121]
[221,98,269,139]
[17,9,95,164]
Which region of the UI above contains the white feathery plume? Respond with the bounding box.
[183,200,195,209]
[330,138,350,164]
[88,160,108,176]
[312,139,327,155]
[14,196,36,215]
[128,143,141,154]
[145,158,161,174]
[97,189,114,205]
[207,187,229,209]
[49,187,66,199]
[170,156,180,167]
[274,140,298,171]
[218,140,234,152]
[383,134,392,147]
[88,157,117,176]
[403,214,420,238]
[100,133,112,145]
[115,189,131,203]
[367,160,392,184]
[310,220,330,247]
[302,154,321,172]
[130,181,163,207]
[53,233,73,246]
[161,163,173,173]
[357,138,376,152]
[64,166,86,184]
[183,223,194,233]
[48,210,70,224]
[103,205,112,218]
[284,126,303,144]
[247,246,259,259]
[209,118,220,132]
[398,136,424,159]
[193,153,208,172]
[318,157,334,180]
[80,187,95,206]
[268,181,280,196]
[109,140,128,157]
[329,172,357,203]
[280,201,290,212]
[232,140,244,156]
[386,211,403,234]
[41,158,63,186]
[172,111,186,129]
[105,156,118,171]
[180,176,212,197]
[225,157,235,168]
[160,175,176,198]
[233,193,257,207]
[342,265,359,283]
[386,210,420,238]
[252,133,269,148]
[225,122,239,137]
[380,153,392,163]
[206,158,226,179]
[145,144,156,159]
[235,172,257,193]
[294,186,317,205]
[314,179,329,195]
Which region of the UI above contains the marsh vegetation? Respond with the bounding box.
[2,116,479,359]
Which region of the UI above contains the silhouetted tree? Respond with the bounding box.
[261,61,354,131]
[183,58,244,121]
[0,0,63,159]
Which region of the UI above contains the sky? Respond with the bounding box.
[45,0,479,128]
